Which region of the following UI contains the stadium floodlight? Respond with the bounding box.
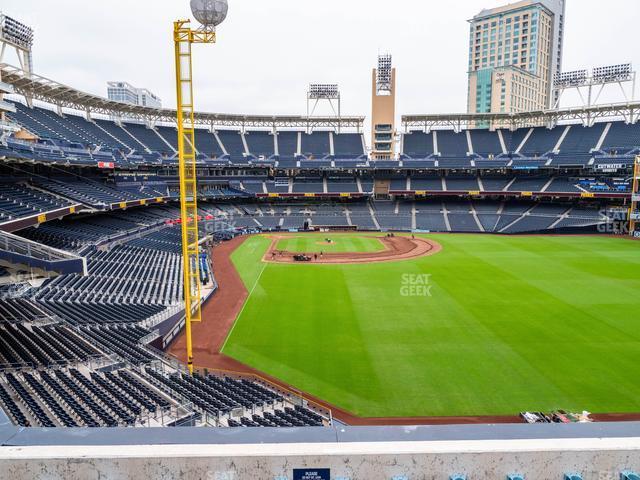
[308,83,340,100]
[552,63,636,109]
[553,70,588,88]
[376,54,393,94]
[307,83,341,131]
[175,0,228,374]
[592,63,632,83]
[190,0,228,30]
[0,13,34,50]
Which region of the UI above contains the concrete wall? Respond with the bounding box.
[1,424,640,480]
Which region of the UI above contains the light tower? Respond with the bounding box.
[0,13,34,120]
[307,84,341,132]
[175,0,228,374]
[371,54,396,160]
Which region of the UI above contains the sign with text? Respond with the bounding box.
[633,194,640,202]
[595,163,625,171]
[293,469,330,480]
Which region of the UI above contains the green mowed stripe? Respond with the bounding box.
[223,234,640,417]
[275,234,385,253]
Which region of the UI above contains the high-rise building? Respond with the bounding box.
[107,81,162,109]
[371,54,396,160]
[467,0,565,118]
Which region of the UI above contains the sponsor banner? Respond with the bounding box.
[340,193,350,198]
[634,231,640,238]
[521,191,533,197]
[293,469,330,480]
[69,206,76,214]
[268,193,279,198]
[595,163,625,170]
[633,194,640,202]
[630,213,640,221]
[37,213,47,223]
[119,202,127,209]
[97,161,115,169]
[156,197,164,203]
[415,190,427,196]
[304,193,316,198]
[580,192,595,198]
[140,199,147,206]
[468,190,481,196]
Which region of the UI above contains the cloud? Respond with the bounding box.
[2,0,639,122]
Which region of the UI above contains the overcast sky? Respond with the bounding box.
[2,0,640,120]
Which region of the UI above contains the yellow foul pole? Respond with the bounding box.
[174,20,216,374]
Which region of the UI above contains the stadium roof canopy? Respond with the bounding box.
[0,64,364,129]
[403,102,640,131]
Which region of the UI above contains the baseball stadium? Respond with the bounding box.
[0,0,640,478]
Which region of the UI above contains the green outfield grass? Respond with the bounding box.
[275,233,385,254]
[223,234,640,418]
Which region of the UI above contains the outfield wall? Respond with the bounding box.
[2,423,639,479]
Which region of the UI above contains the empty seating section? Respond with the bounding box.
[333,133,364,157]
[42,243,182,306]
[121,122,170,154]
[9,103,85,143]
[601,122,640,152]
[436,130,468,157]
[63,114,127,150]
[277,131,299,157]
[559,124,604,154]
[327,178,358,193]
[412,177,443,191]
[0,298,49,323]
[0,183,73,221]
[301,132,330,158]
[519,127,563,157]
[6,101,640,171]
[0,366,181,428]
[504,128,530,153]
[0,323,99,368]
[403,131,434,158]
[292,179,324,194]
[34,178,151,206]
[508,176,551,192]
[470,130,503,156]
[217,130,246,158]
[445,176,480,191]
[194,129,224,158]
[245,131,274,157]
[155,126,178,151]
[94,118,145,151]
[19,211,154,250]
[144,368,324,427]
